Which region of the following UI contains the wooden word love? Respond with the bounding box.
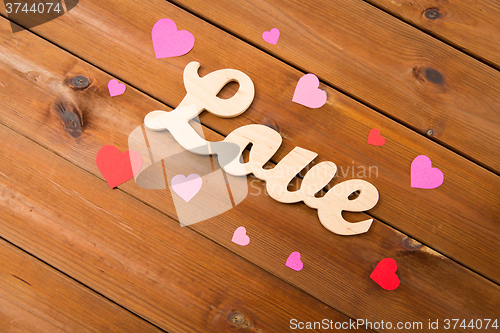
[145,62,379,235]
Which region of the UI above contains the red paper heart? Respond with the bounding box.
[96,145,142,188]
[370,258,400,290]
[367,128,385,146]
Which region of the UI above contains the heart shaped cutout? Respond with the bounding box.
[411,155,444,189]
[262,28,280,45]
[232,226,250,246]
[286,252,303,271]
[292,74,327,108]
[96,145,143,188]
[171,174,202,202]
[370,258,400,290]
[152,18,195,59]
[367,128,385,146]
[108,79,126,97]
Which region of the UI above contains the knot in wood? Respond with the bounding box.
[424,8,440,20]
[424,68,443,84]
[227,312,245,327]
[401,237,424,251]
[53,100,84,138]
[70,75,91,89]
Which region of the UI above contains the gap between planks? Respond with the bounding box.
[1,15,499,328]
[361,0,500,71]
[0,233,168,332]
[0,22,366,323]
[0,16,497,288]
[2,5,497,179]
[165,0,500,177]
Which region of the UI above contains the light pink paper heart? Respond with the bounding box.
[108,79,126,97]
[171,174,202,202]
[262,28,280,45]
[152,18,195,59]
[411,155,444,189]
[292,74,327,108]
[231,226,250,246]
[286,252,303,271]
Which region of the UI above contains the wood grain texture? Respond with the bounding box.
[0,109,361,332]
[0,18,499,332]
[163,0,500,174]
[0,239,164,333]
[1,0,497,283]
[363,0,500,69]
[0,24,364,333]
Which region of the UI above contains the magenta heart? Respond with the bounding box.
[411,155,444,189]
[152,18,195,59]
[292,74,327,108]
[262,28,280,45]
[108,79,126,97]
[285,252,303,271]
[171,174,202,202]
[232,226,250,246]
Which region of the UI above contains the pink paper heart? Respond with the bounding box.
[367,128,385,146]
[285,252,303,271]
[262,28,280,45]
[231,226,250,246]
[96,145,143,188]
[171,174,202,202]
[108,79,126,97]
[292,74,327,108]
[370,258,400,290]
[152,18,195,59]
[411,155,444,189]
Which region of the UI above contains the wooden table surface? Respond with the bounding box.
[0,0,499,332]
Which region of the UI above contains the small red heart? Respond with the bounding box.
[370,258,400,290]
[367,128,385,146]
[96,145,143,188]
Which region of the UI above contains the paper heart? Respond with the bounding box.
[232,226,250,246]
[286,252,303,271]
[370,258,400,290]
[152,18,195,59]
[262,28,280,45]
[292,74,327,108]
[411,155,444,189]
[96,145,143,188]
[108,79,126,97]
[367,128,385,146]
[171,174,202,202]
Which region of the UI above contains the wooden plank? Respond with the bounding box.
[166,0,500,174]
[363,0,500,69]
[0,18,499,331]
[0,239,164,333]
[0,0,497,283]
